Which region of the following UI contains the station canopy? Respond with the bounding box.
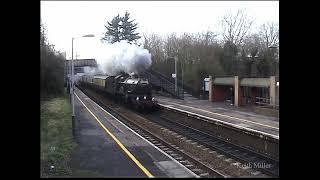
[212,77,271,88]
[240,78,270,87]
[213,77,234,86]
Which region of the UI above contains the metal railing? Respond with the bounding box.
[144,69,184,99]
[255,97,279,109]
[255,97,270,106]
[147,69,199,99]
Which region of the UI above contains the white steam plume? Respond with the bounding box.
[83,66,100,75]
[80,67,101,82]
[84,40,152,76]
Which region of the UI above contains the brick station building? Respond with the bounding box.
[208,76,278,108]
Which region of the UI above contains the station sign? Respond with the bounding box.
[204,77,210,91]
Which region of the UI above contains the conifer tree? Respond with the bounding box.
[102,12,141,44]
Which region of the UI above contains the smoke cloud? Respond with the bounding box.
[87,40,152,76]
[83,66,99,75]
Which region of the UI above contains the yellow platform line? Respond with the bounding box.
[75,92,154,178]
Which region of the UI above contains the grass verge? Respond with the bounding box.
[40,95,77,177]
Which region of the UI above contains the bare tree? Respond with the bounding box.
[259,22,279,48]
[221,9,254,46]
[239,33,264,76]
[143,33,165,68]
[242,33,263,58]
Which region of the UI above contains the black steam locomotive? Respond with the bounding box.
[79,73,158,110]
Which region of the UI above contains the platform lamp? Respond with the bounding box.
[71,34,95,138]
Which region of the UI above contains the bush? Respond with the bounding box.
[41,24,65,99]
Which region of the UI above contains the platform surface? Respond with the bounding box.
[155,95,279,139]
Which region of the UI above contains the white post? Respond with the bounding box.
[209,75,212,102]
[234,76,239,107]
[270,76,276,108]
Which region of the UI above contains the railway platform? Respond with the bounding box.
[154,95,279,139]
[69,88,197,177]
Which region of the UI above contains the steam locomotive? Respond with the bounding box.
[79,73,158,110]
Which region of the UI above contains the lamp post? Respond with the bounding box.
[71,34,95,138]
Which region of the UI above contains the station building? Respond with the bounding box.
[208,76,279,109]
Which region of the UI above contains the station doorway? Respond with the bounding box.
[226,87,234,105]
[212,85,234,104]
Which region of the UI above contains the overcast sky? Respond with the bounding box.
[41,1,279,59]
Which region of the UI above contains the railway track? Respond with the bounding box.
[159,104,279,160]
[144,113,279,176]
[123,123,226,177]
[77,85,275,177]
